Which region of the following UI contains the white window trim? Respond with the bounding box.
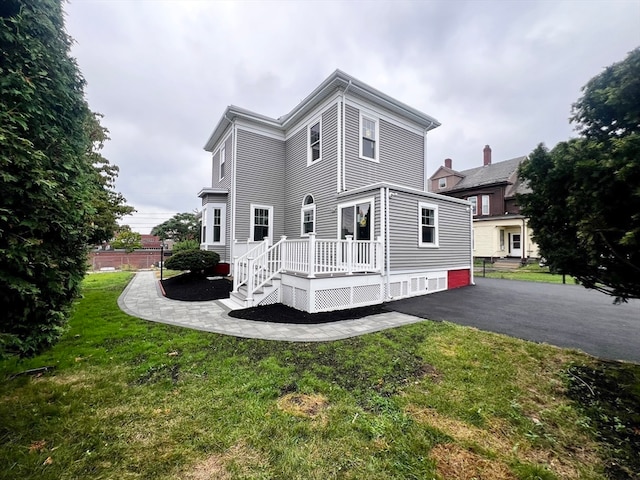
[300,203,316,237]
[250,203,273,243]
[203,203,226,245]
[418,201,439,248]
[481,194,490,215]
[359,111,380,162]
[336,196,375,240]
[438,177,447,189]
[307,116,322,166]
[468,196,477,216]
[219,145,226,181]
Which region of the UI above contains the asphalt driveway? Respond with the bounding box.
[386,277,640,364]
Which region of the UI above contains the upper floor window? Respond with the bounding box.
[418,202,439,247]
[308,120,321,165]
[301,195,315,236]
[359,113,379,161]
[219,146,226,180]
[468,196,477,216]
[481,195,490,215]
[438,177,447,189]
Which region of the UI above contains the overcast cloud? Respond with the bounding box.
[63,0,640,233]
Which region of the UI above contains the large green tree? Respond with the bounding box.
[519,48,640,302]
[0,0,131,355]
[151,212,201,242]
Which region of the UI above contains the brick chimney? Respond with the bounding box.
[444,158,452,169]
[483,145,492,166]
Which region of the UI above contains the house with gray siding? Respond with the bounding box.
[199,70,473,313]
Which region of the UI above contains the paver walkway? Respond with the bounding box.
[118,271,424,341]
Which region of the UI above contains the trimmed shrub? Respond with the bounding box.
[165,249,219,276]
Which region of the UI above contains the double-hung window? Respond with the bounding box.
[308,120,321,165]
[468,196,477,216]
[250,204,273,243]
[212,208,222,242]
[359,113,378,161]
[203,203,226,245]
[418,202,439,247]
[438,177,447,189]
[219,146,226,180]
[481,195,490,215]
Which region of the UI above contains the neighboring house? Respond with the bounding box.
[429,146,539,261]
[199,70,473,312]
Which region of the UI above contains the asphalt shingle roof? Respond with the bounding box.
[447,156,526,191]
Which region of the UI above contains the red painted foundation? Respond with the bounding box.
[447,269,470,289]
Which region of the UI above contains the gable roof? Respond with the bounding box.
[442,156,527,192]
[204,69,441,152]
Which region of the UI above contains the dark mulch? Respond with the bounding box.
[161,273,233,301]
[228,303,388,324]
[159,272,388,324]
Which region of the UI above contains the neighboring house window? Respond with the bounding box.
[308,120,321,165]
[250,204,273,243]
[438,177,446,189]
[481,195,490,215]
[203,203,226,245]
[418,202,439,247]
[468,196,477,215]
[500,229,505,251]
[301,195,315,236]
[219,146,226,180]
[359,112,379,161]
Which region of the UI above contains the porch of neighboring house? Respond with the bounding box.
[473,216,538,261]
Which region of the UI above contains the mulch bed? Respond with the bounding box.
[161,273,233,301]
[160,273,388,324]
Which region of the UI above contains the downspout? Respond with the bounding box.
[379,187,386,296]
[469,203,475,285]
[227,115,237,266]
[337,96,342,193]
[385,187,392,298]
[341,80,352,192]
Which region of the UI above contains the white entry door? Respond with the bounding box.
[510,233,522,257]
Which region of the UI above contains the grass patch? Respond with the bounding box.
[478,263,577,284]
[1,273,637,479]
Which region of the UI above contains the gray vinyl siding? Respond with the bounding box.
[344,104,425,190]
[201,193,231,263]
[284,103,338,239]
[211,128,233,190]
[234,129,285,241]
[388,192,470,271]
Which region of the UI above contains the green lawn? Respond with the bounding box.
[1,272,638,479]
[477,263,577,284]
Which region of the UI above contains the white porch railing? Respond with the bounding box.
[232,234,383,303]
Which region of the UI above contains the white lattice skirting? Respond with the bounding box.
[277,270,450,313]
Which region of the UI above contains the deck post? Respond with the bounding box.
[279,236,287,272]
[376,236,383,273]
[307,233,316,278]
[246,256,254,302]
[346,235,354,275]
[232,256,239,292]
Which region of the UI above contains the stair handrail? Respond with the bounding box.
[232,238,270,292]
[246,236,287,301]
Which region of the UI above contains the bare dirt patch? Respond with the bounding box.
[277,393,328,419]
[180,442,267,480]
[430,443,516,480]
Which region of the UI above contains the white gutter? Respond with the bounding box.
[341,80,352,191]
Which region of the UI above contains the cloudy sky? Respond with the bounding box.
[63,0,639,234]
